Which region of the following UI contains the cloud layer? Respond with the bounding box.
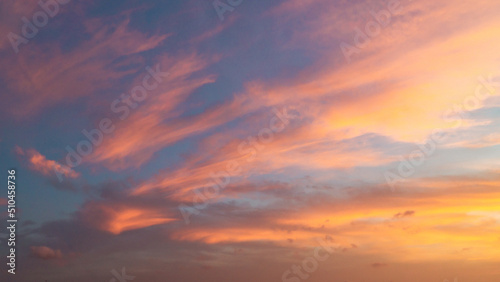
[2,0,500,281]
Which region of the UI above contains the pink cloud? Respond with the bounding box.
[80,201,176,235]
[30,246,63,260]
[15,146,79,179]
[1,15,169,119]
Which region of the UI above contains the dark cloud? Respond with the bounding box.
[31,246,63,260]
[393,210,415,218]
[371,262,389,268]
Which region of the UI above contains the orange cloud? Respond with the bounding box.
[166,175,500,263]
[259,0,500,144]
[31,246,63,260]
[80,201,176,235]
[15,146,79,179]
[84,53,242,170]
[72,0,498,174]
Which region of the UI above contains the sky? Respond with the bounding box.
[0,0,500,281]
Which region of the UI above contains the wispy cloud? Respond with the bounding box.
[15,146,80,179]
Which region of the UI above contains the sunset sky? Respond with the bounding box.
[1,0,500,281]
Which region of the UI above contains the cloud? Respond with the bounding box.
[80,202,176,235]
[0,11,168,120]
[77,186,179,235]
[15,146,79,179]
[94,0,500,199]
[85,53,223,170]
[158,173,500,263]
[30,246,63,260]
[371,262,389,268]
[393,210,415,218]
[5,1,500,281]
[259,0,500,143]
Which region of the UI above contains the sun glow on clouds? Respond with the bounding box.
[5,0,500,280]
[169,178,500,262]
[33,0,500,251]
[81,202,176,235]
[106,208,176,235]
